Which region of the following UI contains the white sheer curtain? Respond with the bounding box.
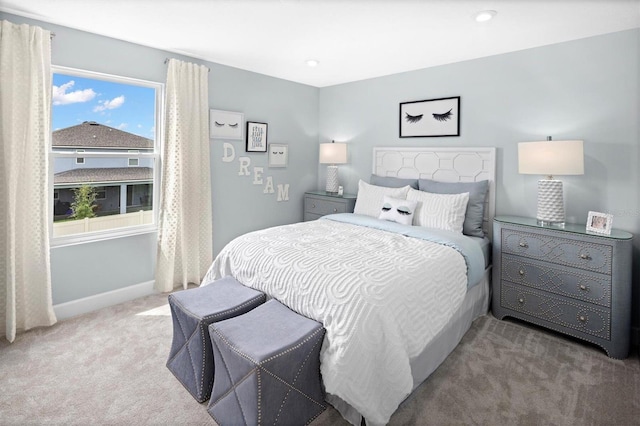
[0,20,57,342]
[155,59,213,292]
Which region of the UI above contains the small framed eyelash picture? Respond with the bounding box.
[210,109,244,140]
[268,143,288,168]
[399,96,460,138]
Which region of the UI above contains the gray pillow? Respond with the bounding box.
[370,174,419,189]
[418,179,489,237]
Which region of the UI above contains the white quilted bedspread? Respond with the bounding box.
[202,219,467,425]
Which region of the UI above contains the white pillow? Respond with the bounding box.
[378,196,418,226]
[353,180,411,218]
[406,188,470,233]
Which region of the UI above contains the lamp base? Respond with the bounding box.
[325,165,339,193]
[536,179,565,227]
[536,219,565,228]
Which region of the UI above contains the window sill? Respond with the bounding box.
[50,225,157,248]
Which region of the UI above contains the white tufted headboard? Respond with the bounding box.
[373,147,496,240]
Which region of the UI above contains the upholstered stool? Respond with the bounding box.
[207,299,326,425]
[166,277,266,402]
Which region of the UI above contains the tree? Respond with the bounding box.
[71,185,98,219]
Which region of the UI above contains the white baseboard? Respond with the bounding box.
[53,280,157,321]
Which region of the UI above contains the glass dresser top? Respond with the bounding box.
[495,215,632,240]
[306,190,357,199]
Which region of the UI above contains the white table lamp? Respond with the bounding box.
[518,137,584,226]
[319,141,347,193]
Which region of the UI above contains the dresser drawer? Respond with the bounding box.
[502,228,612,274]
[501,253,611,308]
[501,283,611,340]
[304,197,347,216]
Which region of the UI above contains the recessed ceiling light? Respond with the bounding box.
[474,10,497,22]
[305,59,319,67]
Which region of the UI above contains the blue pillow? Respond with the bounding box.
[370,175,419,189]
[418,179,489,237]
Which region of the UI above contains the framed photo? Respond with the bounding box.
[210,109,243,140]
[586,211,613,235]
[268,143,288,168]
[246,121,268,152]
[399,96,460,138]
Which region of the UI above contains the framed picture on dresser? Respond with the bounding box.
[586,211,613,235]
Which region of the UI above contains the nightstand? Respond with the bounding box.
[492,215,633,359]
[304,191,356,221]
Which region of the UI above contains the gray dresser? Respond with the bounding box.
[303,191,356,221]
[492,216,633,359]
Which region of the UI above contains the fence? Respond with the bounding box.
[53,210,154,237]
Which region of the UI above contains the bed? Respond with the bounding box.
[201,147,496,425]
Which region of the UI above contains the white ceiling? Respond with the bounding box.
[1,0,639,87]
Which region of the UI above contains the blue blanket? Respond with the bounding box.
[322,213,486,288]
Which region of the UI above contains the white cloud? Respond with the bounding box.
[137,124,142,128]
[53,81,96,105]
[118,123,128,130]
[93,95,125,112]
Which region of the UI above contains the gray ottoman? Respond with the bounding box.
[207,299,326,425]
[167,277,266,402]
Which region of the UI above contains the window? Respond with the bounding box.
[51,66,163,245]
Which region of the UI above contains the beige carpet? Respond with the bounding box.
[1,291,638,425]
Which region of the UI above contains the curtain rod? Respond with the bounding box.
[164,58,210,72]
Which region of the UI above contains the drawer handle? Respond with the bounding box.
[518,298,525,304]
[518,269,525,276]
[579,253,591,260]
[333,208,337,212]
[311,204,316,208]
[578,315,587,323]
[579,284,588,292]
[518,242,528,248]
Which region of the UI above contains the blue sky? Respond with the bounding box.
[52,73,156,140]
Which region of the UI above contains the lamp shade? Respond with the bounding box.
[518,140,584,176]
[319,142,347,164]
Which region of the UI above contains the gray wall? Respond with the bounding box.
[2,13,319,304]
[318,29,640,337]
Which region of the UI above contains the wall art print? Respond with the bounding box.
[399,96,460,138]
[268,143,288,168]
[210,109,244,140]
[246,121,268,152]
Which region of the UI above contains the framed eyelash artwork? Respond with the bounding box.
[268,143,288,168]
[399,96,460,138]
[210,109,244,140]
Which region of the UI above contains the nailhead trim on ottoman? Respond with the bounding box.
[166,277,266,402]
[207,299,326,425]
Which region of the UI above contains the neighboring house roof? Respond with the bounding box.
[53,121,153,149]
[54,167,153,185]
